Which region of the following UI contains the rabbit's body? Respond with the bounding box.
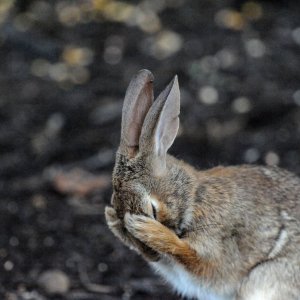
[149,160,300,299]
[105,70,300,299]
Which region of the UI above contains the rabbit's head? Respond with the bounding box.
[111,70,194,234]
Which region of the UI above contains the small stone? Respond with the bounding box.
[245,39,266,58]
[241,1,263,20]
[38,269,70,295]
[9,236,19,247]
[103,45,123,65]
[147,30,183,59]
[232,97,252,113]
[135,8,161,33]
[49,63,68,82]
[4,260,14,271]
[244,148,260,163]
[292,27,300,45]
[216,49,237,69]
[56,3,81,26]
[198,86,218,105]
[265,151,280,166]
[102,1,134,23]
[215,9,245,31]
[293,90,300,106]
[62,46,94,66]
[198,55,219,73]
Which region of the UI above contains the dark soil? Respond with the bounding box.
[1,0,300,299]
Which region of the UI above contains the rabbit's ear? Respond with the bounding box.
[140,76,180,175]
[154,76,180,157]
[120,69,154,157]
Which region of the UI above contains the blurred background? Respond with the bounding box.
[1,0,300,299]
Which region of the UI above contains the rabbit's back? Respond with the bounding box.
[203,164,300,217]
[201,164,300,247]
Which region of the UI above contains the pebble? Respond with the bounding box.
[38,269,70,295]
[4,260,14,271]
[265,151,280,166]
[232,97,252,113]
[198,86,219,105]
[293,90,300,106]
[215,9,245,30]
[292,27,300,45]
[244,148,260,163]
[245,39,266,58]
[62,46,94,66]
[241,1,263,20]
[216,49,237,69]
[148,30,183,59]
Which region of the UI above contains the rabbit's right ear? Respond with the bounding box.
[140,76,180,175]
[120,69,154,158]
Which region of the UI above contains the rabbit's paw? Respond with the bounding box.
[124,213,184,255]
[105,206,142,251]
[105,207,160,261]
[105,206,121,226]
[105,206,131,246]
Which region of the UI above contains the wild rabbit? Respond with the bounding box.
[105,69,300,300]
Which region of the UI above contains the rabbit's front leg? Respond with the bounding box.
[125,213,215,278]
[105,207,159,261]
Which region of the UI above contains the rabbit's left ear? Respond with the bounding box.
[140,76,180,175]
[120,69,154,158]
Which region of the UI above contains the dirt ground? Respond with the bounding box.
[1,0,300,299]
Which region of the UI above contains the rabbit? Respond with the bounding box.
[105,69,300,300]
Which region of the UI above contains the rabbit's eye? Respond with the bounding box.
[151,203,157,219]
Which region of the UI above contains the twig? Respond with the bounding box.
[77,261,114,294]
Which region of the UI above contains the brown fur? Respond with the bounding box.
[105,70,300,299]
[124,212,215,278]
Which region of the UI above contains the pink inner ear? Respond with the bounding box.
[126,84,153,148]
